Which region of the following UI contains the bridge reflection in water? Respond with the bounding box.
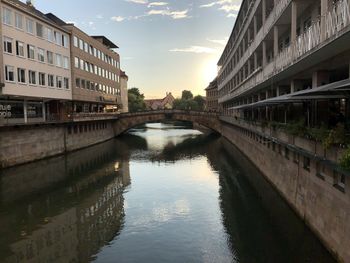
[0,122,335,262]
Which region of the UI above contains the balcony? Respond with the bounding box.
[219,0,350,104]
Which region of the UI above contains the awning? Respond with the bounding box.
[230,78,350,110]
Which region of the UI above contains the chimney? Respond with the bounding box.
[26,0,34,7]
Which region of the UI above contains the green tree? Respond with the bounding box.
[193,95,205,110]
[128,88,146,112]
[181,90,193,100]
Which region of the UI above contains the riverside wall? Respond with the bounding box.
[220,121,350,263]
[0,121,115,168]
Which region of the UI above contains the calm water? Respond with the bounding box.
[0,122,335,263]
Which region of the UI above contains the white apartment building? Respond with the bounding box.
[217,0,350,127]
[0,0,71,124]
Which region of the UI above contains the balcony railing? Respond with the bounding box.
[219,0,350,104]
[218,0,292,90]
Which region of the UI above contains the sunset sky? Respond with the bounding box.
[34,0,242,98]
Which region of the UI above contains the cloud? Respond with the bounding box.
[126,0,148,4]
[147,9,189,19]
[111,16,126,22]
[200,0,241,17]
[207,37,229,45]
[169,46,217,54]
[148,1,168,7]
[147,9,188,19]
[96,14,104,19]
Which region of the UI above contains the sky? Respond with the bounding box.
[32,0,242,98]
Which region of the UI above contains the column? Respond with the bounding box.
[24,100,28,124]
[262,0,266,24]
[320,0,328,41]
[254,52,258,70]
[262,41,267,67]
[291,0,298,44]
[290,80,295,93]
[254,15,258,36]
[274,26,279,58]
[42,101,46,121]
[276,86,280,97]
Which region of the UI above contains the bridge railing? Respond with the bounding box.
[119,109,220,118]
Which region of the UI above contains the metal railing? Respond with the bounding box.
[219,0,350,104]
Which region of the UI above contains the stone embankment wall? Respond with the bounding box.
[0,121,115,168]
[220,121,350,263]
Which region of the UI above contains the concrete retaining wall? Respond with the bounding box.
[221,122,350,263]
[0,121,115,168]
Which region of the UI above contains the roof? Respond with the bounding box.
[4,0,69,33]
[91,36,119,49]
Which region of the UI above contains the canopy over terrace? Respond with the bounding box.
[228,79,350,126]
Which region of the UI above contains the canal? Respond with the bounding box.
[0,122,335,263]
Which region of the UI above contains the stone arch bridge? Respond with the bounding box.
[113,110,221,136]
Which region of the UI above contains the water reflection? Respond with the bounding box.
[0,122,335,263]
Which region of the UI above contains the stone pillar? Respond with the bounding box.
[262,0,266,24]
[248,58,252,75]
[291,0,298,44]
[320,0,329,41]
[274,26,279,58]
[254,15,258,36]
[262,41,267,67]
[24,100,28,124]
[290,80,296,93]
[42,102,46,121]
[254,52,258,69]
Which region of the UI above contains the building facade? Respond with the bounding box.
[46,13,122,114]
[0,0,72,124]
[205,78,218,111]
[217,0,350,128]
[144,92,175,110]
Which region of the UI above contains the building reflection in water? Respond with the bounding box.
[0,139,131,263]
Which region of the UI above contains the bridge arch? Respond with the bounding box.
[113,110,221,136]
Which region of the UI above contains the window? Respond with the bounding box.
[89,45,93,55]
[26,18,34,34]
[73,36,78,47]
[36,22,43,37]
[64,78,69,89]
[47,28,54,42]
[3,8,12,25]
[29,70,36,85]
[84,42,88,53]
[56,76,62,88]
[86,80,90,90]
[48,74,54,87]
[47,51,54,65]
[38,48,45,62]
[285,147,289,160]
[76,78,80,88]
[27,45,35,59]
[3,37,13,54]
[39,72,45,86]
[62,35,69,48]
[15,13,23,29]
[17,68,26,83]
[79,59,84,70]
[55,31,62,46]
[16,41,25,57]
[79,39,83,50]
[81,79,86,89]
[63,56,69,69]
[5,65,14,82]
[56,54,62,67]
[74,57,79,68]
